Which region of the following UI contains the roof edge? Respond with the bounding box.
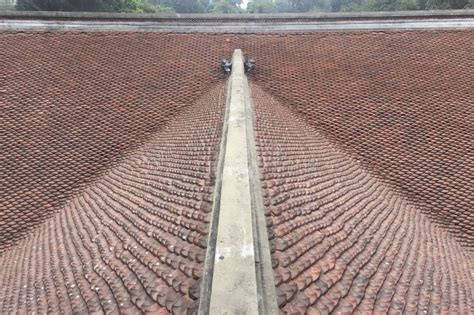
[1,9,474,21]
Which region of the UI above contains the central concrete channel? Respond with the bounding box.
[199,49,277,314]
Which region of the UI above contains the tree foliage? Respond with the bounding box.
[277,0,471,11]
[16,0,173,12]
[247,0,276,13]
[424,0,469,8]
[152,0,206,13]
[288,0,317,11]
[209,0,243,13]
[15,0,473,13]
[338,0,420,11]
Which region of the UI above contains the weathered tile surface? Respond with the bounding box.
[241,30,474,247]
[1,30,473,313]
[0,79,226,313]
[0,32,232,252]
[252,84,473,314]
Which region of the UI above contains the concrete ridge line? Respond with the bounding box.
[204,49,262,314]
[208,49,258,314]
[1,18,474,32]
[2,9,474,20]
[200,49,277,314]
[198,78,233,315]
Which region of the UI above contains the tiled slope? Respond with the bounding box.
[0,83,225,313]
[252,85,473,314]
[241,30,474,247]
[2,30,472,253]
[0,32,238,252]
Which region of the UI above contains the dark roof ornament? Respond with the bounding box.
[244,58,256,73]
[221,59,232,75]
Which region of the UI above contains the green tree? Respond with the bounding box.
[425,0,469,8]
[247,0,276,13]
[273,0,295,12]
[0,4,16,10]
[339,0,420,11]
[153,0,206,13]
[209,0,243,13]
[16,0,173,12]
[288,0,317,11]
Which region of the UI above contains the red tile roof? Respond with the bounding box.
[0,32,232,252]
[0,82,225,313]
[252,84,472,313]
[1,29,473,313]
[242,30,474,248]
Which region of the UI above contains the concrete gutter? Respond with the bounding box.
[199,49,277,314]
